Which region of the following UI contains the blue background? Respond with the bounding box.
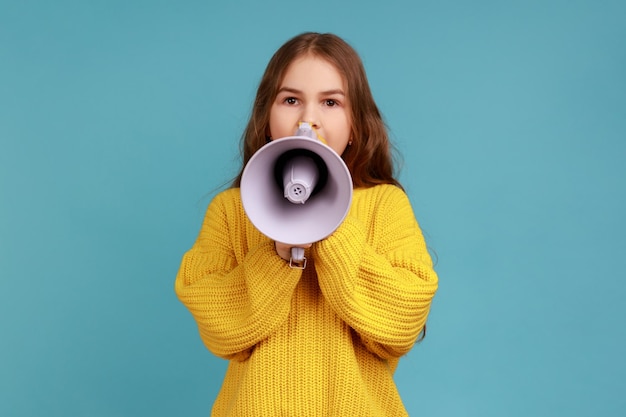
[1,0,624,416]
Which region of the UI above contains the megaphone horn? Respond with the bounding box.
[240,123,353,266]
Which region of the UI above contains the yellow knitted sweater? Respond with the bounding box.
[175,184,438,416]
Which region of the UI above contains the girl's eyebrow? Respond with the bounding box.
[277,86,345,96]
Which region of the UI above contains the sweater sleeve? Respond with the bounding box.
[312,185,438,359]
[175,191,302,361]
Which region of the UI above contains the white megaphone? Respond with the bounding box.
[240,123,353,268]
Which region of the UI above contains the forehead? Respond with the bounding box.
[279,54,346,89]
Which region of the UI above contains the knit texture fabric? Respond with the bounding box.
[175,184,438,416]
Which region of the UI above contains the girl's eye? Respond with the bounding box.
[285,97,298,105]
[325,99,338,107]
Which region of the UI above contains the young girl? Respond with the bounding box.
[175,32,438,416]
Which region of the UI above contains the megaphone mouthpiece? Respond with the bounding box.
[297,122,328,144]
[296,122,315,139]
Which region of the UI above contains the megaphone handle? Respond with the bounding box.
[289,247,307,269]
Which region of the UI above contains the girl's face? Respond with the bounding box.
[269,54,352,156]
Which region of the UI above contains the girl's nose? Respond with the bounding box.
[302,106,320,129]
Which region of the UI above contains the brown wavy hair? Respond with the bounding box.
[231,32,401,189]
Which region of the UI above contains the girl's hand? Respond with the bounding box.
[275,241,312,261]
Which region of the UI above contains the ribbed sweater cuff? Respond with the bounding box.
[313,215,366,279]
[244,241,303,301]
